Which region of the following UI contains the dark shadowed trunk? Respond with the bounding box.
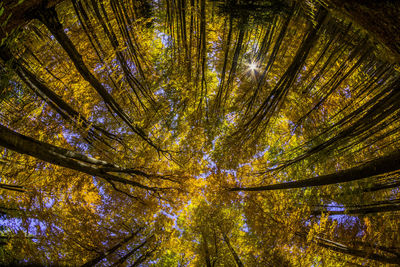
[109,235,153,267]
[315,236,400,265]
[81,230,141,267]
[202,231,212,267]
[0,124,156,191]
[231,150,400,191]
[221,232,244,267]
[31,6,161,151]
[0,45,119,145]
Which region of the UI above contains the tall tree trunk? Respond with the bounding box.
[0,45,118,145]
[32,6,161,152]
[221,232,244,267]
[81,230,140,267]
[312,202,400,216]
[0,183,25,193]
[315,236,400,265]
[201,231,212,267]
[0,124,155,191]
[109,235,153,267]
[230,150,400,191]
[243,8,327,134]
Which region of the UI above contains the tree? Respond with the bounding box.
[1,0,399,265]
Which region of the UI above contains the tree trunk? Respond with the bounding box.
[81,231,139,267]
[109,235,153,267]
[315,236,400,265]
[0,45,118,144]
[230,150,400,191]
[221,232,244,267]
[0,183,25,193]
[0,124,154,191]
[312,203,400,216]
[201,231,212,267]
[32,6,160,151]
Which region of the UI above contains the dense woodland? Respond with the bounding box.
[0,0,400,265]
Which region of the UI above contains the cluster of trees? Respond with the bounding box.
[0,0,399,265]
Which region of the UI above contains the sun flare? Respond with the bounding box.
[249,62,257,71]
[247,60,260,73]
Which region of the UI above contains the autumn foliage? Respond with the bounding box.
[0,0,399,265]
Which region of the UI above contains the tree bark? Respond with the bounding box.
[109,235,153,267]
[221,232,244,267]
[81,231,140,267]
[0,45,118,144]
[0,182,25,193]
[201,231,212,267]
[230,150,400,191]
[315,236,400,265]
[0,124,155,191]
[32,6,160,151]
[312,203,400,216]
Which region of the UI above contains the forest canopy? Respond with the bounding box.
[1,0,400,265]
